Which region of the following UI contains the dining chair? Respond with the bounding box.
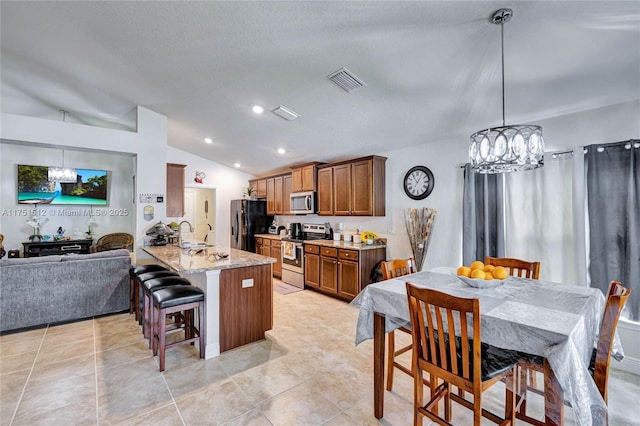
[486,256,542,395]
[405,282,516,426]
[380,258,417,391]
[514,281,631,425]
[485,256,540,279]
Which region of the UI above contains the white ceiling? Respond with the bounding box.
[2,1,639,175]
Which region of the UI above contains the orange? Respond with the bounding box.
[484,272,495,280]
[470,261,484,271]
[470,268,485,279]
[493,266,508,280]
[484,264,495,273]
[456,266,471,277]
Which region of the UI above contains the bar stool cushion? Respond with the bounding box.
[153,286,205,309]
[137,270,180,283]
[143,276,192,292]
[130,264,168,278]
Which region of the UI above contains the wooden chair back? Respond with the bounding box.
[485,256,540,279]
[406,283,481,390]
[95,232,134,252]
[381,258,417,280]
[594,281,631,403]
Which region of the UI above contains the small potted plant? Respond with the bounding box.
[360,230,379,245]
[86,218,98,239]
[244,186,255,199]
[26,216,48,242]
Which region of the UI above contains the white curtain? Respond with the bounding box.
[504,152,585,285]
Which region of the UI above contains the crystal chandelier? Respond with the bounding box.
[48,166,77,183]
[469,8,544,173]
[48,148,77,183]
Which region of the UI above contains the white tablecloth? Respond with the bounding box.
[351,270,623,426]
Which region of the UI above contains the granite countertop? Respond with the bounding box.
[142,245,275,274]
[304,239,386,251]
[254,233,285,240]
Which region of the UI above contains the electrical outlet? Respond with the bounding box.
[242,278,254,288]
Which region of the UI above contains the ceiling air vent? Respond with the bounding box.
[327,67,367,93]
[272,105,300,121]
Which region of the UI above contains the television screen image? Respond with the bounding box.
[17,165,108,205]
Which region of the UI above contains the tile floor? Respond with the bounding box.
[1,280,639,425]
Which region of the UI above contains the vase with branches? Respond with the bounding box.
[404,207,437,271]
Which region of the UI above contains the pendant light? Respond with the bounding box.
[48,110,78,183]
[469,8,544,173]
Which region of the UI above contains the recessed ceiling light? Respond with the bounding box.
[234,163,241,168]
[277,148,286,154]
[204,138,213,144]
[252,105,264,114]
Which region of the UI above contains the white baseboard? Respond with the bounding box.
[613,356,640,376]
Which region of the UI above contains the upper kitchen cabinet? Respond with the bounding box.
[316,167,334,215]
[266,173,290,215]
[291,162,323,192]
[166,163,186,217]
[318,155,386,216]
[249,179,267,199]
[282,174,292,215]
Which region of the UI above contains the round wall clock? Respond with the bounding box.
[403,165,435,200]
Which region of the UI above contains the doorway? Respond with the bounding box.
[184,187,216,244]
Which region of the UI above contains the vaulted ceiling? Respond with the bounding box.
[2,1,639,175]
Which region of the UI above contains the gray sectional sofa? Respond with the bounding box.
[0,249,131,333]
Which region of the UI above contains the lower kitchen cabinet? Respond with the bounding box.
[319,247,338,293]
[304,245,320,288]
[303,243,385,301]
[256,236,282,278]
[271,240,282,278]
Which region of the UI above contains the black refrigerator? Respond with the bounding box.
[230,199,273,253]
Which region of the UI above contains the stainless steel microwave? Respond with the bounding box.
[290,191,316,214]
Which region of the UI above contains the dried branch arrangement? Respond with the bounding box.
[404,207,437,271]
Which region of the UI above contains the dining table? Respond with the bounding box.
[351,268,623,426]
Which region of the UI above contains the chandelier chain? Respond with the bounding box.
[500,17,506,127]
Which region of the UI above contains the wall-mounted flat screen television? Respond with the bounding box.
[17,165,108,205]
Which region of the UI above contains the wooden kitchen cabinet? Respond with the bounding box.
[319,247,338,294]
[303,243,385,301]
[332,163,352,216]
[317,155,386,217]
[249,179,267,198]
[304,244,320,289]
[282,174,292,215]
[291,162,321,192]
[316,167,333,215]
[338,250,360,299]
[255,237,263,257]
[271,240,282,278]
[256,237,281,278]
[257,237,271,257]
[266,174,288,215]
[274,176,283,214]
[166,163,186,217]
[266,178,275,214]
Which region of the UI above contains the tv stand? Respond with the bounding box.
[22,239,93,257]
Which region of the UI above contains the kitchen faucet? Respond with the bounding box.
[177,220,194,248]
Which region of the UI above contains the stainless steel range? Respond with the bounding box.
[281,223,330,288]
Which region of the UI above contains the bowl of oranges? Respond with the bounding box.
[456,261,508,288]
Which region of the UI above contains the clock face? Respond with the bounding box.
[403,166,434,200]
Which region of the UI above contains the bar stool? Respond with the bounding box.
[141,276,191,342]
[136,271,181,328]
[129,265,169,319]
[151,285,205,372]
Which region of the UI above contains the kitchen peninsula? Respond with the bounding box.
[142,245,275,359]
